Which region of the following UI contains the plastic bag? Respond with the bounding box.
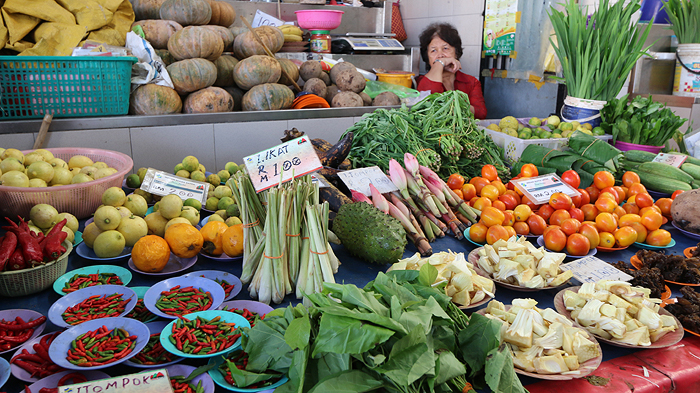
[363,80,420,99]
[125,31,173,90]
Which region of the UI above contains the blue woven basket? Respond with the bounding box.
[0,56,136,119]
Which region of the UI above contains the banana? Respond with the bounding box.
[279,25,303,36]
[284,34,303,42]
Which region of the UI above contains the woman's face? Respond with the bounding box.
[427,36,456,65]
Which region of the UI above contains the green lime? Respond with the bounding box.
[126,174,141,188]
[592,127,606,136]
[184,198,202,211]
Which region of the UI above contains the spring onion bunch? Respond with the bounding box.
[664,0,700,44]
[548,0,653,101]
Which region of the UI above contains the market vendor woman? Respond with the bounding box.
[416,23,487,119]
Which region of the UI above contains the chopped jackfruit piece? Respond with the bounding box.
[613,326,651,346]
[547,270,573,287]
[534,353,569,374]
[576,299,604,327]
[535,322,564,349]
[573,332,600,363]
[504,308,534,348]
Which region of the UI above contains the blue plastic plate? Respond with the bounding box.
[123,321,184,369]
[648,189,672,200]
[160,311,249,359]
[20,370,110,393]
[53,265,132,296]
[124,287,158,323]
[536,236,597,258]
[184,270,242,301]
[10,331,62,382]
[633,238,677,250]
[164,364,215,393]
[48,317,149,370]
[128,253,198,276]
[75,242,132,263]
[143,276,226,319]
[48,285,138,328]
[207,353,288,392]
[0,357,9,389]
[0,309,47,355]
[73,230,83,246]
[672,220,700,241]
[217,300,274,319]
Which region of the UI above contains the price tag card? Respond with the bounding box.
[337,166,398,196]
[652,153,687,168]
[140,168,209,205]
[252,9,285,27]
[560,256,633,284]
[59,368,173,393]
[511,174,580,205]
[310,173,329,188]
[243,136,322,193]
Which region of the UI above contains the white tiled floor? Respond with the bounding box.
[213,120,288,169]
[287,117,355,144]
[0,133,35,150]
[130,124,216,174]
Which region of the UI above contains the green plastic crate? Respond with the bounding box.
[0,56,137,119]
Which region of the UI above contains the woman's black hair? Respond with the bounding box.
[419,23,463,68]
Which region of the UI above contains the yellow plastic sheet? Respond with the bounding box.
[1,9,39,44]
[21,23,87,57]
[3,0,76,25]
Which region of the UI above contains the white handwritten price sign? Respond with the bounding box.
[244,136,322,193]
[252,9,285,27]
[560,256,633,284]
[140,168,209,205]
[652,153,687,168]
[59,368,173,393]
[512,174,580,205]
[337,166,398,196]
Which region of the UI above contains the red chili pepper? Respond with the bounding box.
[7,247,26,271]
[0,315,46,331]
[38,388,58,393]
[3,217,44,267]
[58,372,88,386]
[42,219,67,261]
[0,231,18,271]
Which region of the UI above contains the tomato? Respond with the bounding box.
[655,198,673,217]
[481,184,500,201]
[481,165,499,181]
[544,228,568,252]
[600,187,621,204]
[538,204,555,222]
[627,195,637,205]
[593,171,615,190]
[502,210,515,226]
[560,218,582,236]
[549,209,571,226]
[473,197,492,211]
[595,212,618,233]
[469,196,479,206]
[599,232,615,248]
[549,192,573,210]
[504,190,521,205]
[569,207,585,222]
[513,221,530,235]
[672,190,684,200]
[646,229,672,247]
[514,204,532,222]
[579,223,600,249]
[641,210,663,231]
[481,206,506,227]
[614,226,638,247]
[594,197,617,214]
[520,164,539,178]
[620,221,647,243]
[469,223,488,243]
[566,233,591,256]
[622,171,641,188]
[571,194,582,208]
[492,181,507,196]
[628,183,647,197]
[504,225,517,239]
[585,186,600,203]
[635,192,654,209]
[613,186,627,203]
[622,202,640,215]
[486,225,510,245]
[613,205,627,219]
[561,170,581,189]
[492,200,507,212]
[619,186,629,200]
[543,225,561,238]
[639,205,662,216]
[461,183,477,201]
[472,178,491,195]
[577,189,591,206]
[527,214,548,235]
[618,214,642,227]
[452,189,464,200]
[446,173,465,190]
[581,204,599,222]
[521,195,540,210]
[498,194,519,210]
[506,179,517,191]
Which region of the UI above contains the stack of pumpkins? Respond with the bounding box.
[128,0,299,115]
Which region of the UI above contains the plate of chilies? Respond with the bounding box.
[217,300,274,327]
[143,276,226,320]
[159,310,250,359]
[52,265,132,296]
[10,331,63,382]
[164,364,215,393]
[0,309,47,355]
[208,351,288,392]
[20,370,110,393]
[123,321,184,369]
[184,270,242,301]
[47,285,138,329]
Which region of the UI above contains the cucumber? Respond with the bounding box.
[682,163,700,180]
[624,150,658,163]
[678,153,700,167]
[636,171,692,194]
[637,162,695,184]
[693,181,700,190]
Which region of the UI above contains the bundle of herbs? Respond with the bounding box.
[548,0,653,101]
[237,265,527,393]
[343,91,508,180]
[601,94,687,147]
[664,0,700,44]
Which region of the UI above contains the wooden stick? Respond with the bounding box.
[239,16,302,92]
[33,114,53,149]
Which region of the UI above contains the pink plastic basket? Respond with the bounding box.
[0,147,133,219]
[295,10,344,30]
[614,140,664,154]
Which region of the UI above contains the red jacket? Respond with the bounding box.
[416,71,487,119]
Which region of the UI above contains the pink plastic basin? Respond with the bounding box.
[614,140,664,154]
[295,10,344,30]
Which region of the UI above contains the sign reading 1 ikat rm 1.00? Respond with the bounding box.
[244,136,323,193]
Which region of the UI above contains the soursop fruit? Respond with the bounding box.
[332,202,407,264]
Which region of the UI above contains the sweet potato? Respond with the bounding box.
[330,62,357,84]
[303,78,327,97]
[299,60,324,81]
[360,92,371,106]
[319,72,331,86]
[335,70,366,93]
[325,84,341,104]
[372,91,400,106]
[671,189,700,233]
[332,91,363,107]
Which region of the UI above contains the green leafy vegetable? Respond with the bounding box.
[664,0,700,44]
[458,313,502,378]
[601,94,687,146]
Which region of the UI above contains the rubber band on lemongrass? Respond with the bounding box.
[242,219,260,228]
[263,252,284,259]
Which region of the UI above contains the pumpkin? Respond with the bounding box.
[132,20,183,50]
[233,26,284,59]
[131,235,171,273]
[200,221,228,256]
[214,55,239,87]
[129,84,182,115]
[202,25,234,51]
[167,26,224,61]
[167,58,217,94]
[130,0,166,20]
[223,86,245,111]
[209,1,236,26]
[159,0,211,26]
[164,223,203,258]
[183,86,234,113]
[154,49,176,66]
[241,83,294,111]
[233,55,281,90]
[221,224,243,257]
[277,58,300,86]
[229,26,247,39]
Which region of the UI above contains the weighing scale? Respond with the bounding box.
[331,33,404,54]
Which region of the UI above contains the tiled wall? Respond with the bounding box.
[398,0,485,78]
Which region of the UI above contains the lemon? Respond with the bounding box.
[30,204,58,229]
[55,212,79,234]
[208,214,225,223]
[225,216,242,226]
[93,161,108,169]
[50,167,73,186]
[145,211,169,237]
[224,162,239,174]
[80,166,98,178]
[93,168,113,179]
[94,205,122,231]
[68,155,93,169]
[33,149,54,161]
[159,194,184,220]
[102,187,127,207]
[176,170,190,178]
[214,185,232,199]
[26,161,54,183]
[61,227,75,244]
[134,189,153,204]
[123,194,149,217]
[1,171,29,187]
[1,148,24,164]
[117,215,148,247]
[165,217,191,232]
[182,155,199,172]
[23,153,45,166]
[93,230,126,258]
[215,210,227,220]
[28,178,47,187]
[499,116,519,130]
[217,170,230,182]
[190,170,206,182]
[174,163,184,173]
[180,206,200,225]
[82,223,103,248]
[1,157,24,173]
[137,167,148,183]
[116,206,133,219]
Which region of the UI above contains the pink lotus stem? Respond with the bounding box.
[424,179,446,203]
[418,165,441,185]
[404,153,420,178]
[370,184,389,214]
[350,190,372,204]
[388,159,407,194]
[388,201,432,257]
[390,193,410,218]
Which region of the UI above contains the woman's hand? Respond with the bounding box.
[434,57,461,73]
